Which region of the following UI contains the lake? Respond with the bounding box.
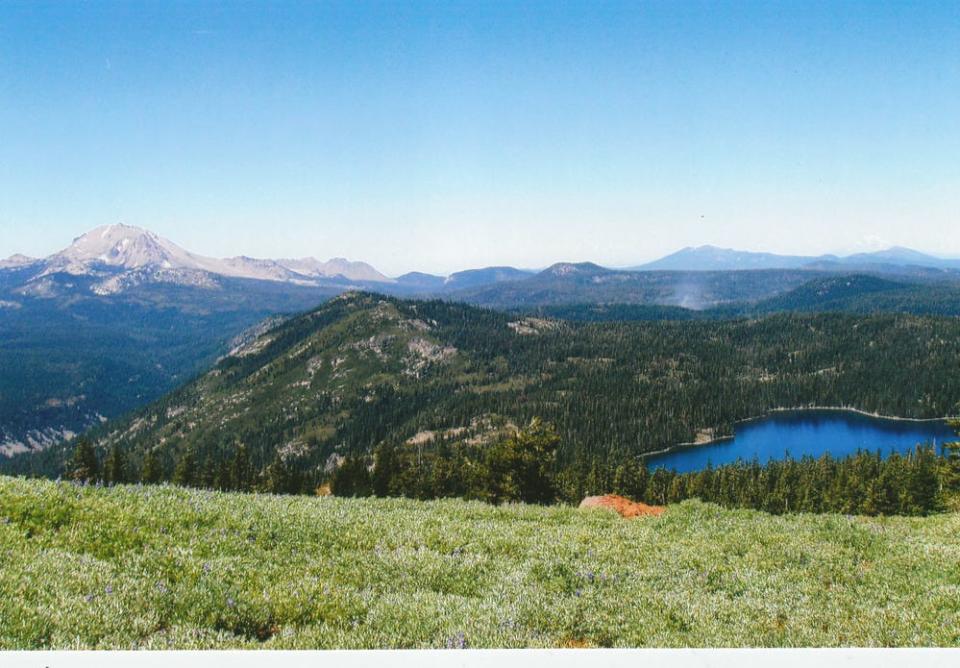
[645,409,958,474]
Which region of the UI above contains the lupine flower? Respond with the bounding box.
[445,632,467,649]
[105,585,113,594]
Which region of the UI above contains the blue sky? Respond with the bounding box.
[1,1,958,275]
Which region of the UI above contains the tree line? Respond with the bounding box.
[330,419,960,516]
[68,417,960,517]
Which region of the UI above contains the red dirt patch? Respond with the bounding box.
[578,494,665,518]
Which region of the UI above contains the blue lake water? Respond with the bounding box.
[645,409,957,474]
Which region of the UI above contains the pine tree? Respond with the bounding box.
[232,443,253,492]
[67,438,99,483]
[613,458,648,500]
[103,444,127,485]
[173,450,198,488]
[942,419,960,497]
[264,453,305,495]
[215,457,232,491]
[330,456,372,497]
[372,442,401,497]
[141,449,163,484]
[481,418,561,504]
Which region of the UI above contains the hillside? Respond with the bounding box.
[448,264,829,309]
[749,275,960,317]
[2,475,959,648]
[17,292,960,486]
[532,277,960,321]
[0,277,340,457]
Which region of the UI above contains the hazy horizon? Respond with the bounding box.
[1,1,958,275]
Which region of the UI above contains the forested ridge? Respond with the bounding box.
[9,291,956,494]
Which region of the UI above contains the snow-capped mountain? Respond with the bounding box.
[6,224,393,294]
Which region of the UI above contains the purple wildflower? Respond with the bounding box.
[85,594,95,603]
[226,597,236,608]
[203,563,212,574]
[105,585,113,594]
[445,632,467,649]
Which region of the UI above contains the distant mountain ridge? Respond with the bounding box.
[447,262,830,309]
[6,224,394,296]
[634,244,960,272]
[6,226,960,300]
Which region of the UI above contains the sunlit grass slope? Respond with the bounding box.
[2,476,959,649]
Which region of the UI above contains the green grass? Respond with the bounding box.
[2,476,960,649]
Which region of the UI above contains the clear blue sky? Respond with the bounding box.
[1,1,958,275]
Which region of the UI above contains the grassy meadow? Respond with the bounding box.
[2,475,960,649]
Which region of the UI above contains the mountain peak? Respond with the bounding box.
[543,262,609,276]
[52,224,189,273]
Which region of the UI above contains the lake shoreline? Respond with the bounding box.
[641,406,958,460]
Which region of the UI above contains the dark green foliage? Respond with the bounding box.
[620,446,948,516]
[232,444,254,492]
[140,449,163,484]
[330,456,372,497]
[612,459,649,500]
[372,443,402,497]
[478,418,560,504]
[264,453,306,495]
[172,450,198,487]
[942,435,960,500]
[356,420,956,515]
[102,444,127,485]
[67,438,99,483]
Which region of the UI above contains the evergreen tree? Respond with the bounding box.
[906,445,940,514]
[173,450,198,487]
[214,457,232,491]
[103,444,127,485]
[67,438,99,483]
[265,453,304,495]
[617,459,649,500]
[330,456,373,497]
[232,443,253,491]
[141,449,163,484]
[481,418,560,504]
[372,442,401,497]
[942,420,960,497]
